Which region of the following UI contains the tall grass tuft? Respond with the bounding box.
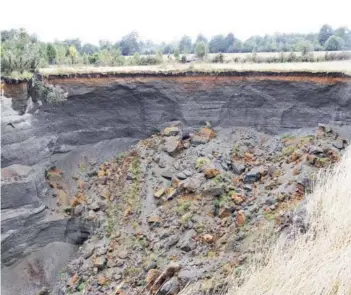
[229,146,351,295]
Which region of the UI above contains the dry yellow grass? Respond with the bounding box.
[228,146,351,295]
[39,60,351,76]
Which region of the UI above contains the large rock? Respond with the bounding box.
[164,136,180,154]
[244,168,262,183]
[178,229,197,252]
[158,277,180,295]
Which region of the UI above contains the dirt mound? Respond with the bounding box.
[52,123,348,295]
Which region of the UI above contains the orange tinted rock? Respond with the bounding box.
[219,208,231,218]
[148,215,161,223]
[203,234,214,243]
[204,168,220,179]
[232,194,244,205]
[236,210,246,226]
[97,275,108,286]
[154,188,166,198]
[306,154,317,165]
[68,273,79,287]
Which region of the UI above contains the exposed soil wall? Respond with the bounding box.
[1,71,351,295]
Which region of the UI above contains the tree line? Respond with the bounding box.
[1,24,350,76]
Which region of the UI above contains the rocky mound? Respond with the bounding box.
[52,123,348,295]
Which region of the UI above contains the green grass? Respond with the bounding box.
[3,71,33,79]
[38,59,351,76]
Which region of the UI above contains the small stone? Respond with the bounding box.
[221,162,229,171]
[87,210,96,220]
[90,201,101,212]
[158,277,180,295]
[243,184,252,192]
[309,145,323,154]
[154,188,166,198]
[94,256,106,270]
[183,170,193,177]
[68,273,79,287]
[332,141,345,150]
[96,247,107,256]
[74,204,84,216]
[204,168,220,179]
[148,215,161,223]
[97,274,108,285]
[178,229,197,252]
[117,250,128,259]
[231,163,246,175]
[219,207,232,218]
[82,244,95,259]
[161,171,173,180]
[191,127,216,145]
[165,187,178,200]
[306,154,317,165]
[244,168,261,183]
[202,234,214,243]
[202,187,223,197]
[164,136,180,154]
[236,210,246,226]
[163,126,181,136]
[176,172,187,180]
[232,194,245,205]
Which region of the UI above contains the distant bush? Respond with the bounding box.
[180,55,187,63]
[325,51,351,61]
[324,35,345,51]
[138,55,162,65]
[212,53,224,63]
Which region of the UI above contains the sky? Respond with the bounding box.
[1,0,351,44]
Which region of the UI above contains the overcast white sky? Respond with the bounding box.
[1,0,351,44]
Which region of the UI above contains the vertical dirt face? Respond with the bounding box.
[2,73,351,167]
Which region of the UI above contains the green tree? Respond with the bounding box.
[179,35,192,54]
[296,40,314,55]
[195,41,207,59]
[174,48,180,61]
[63,39,82,52]
[119,31,140,55]
[195,34,208,44]
[46,44,57,64]
[82,43,98,54]
[224,33,235,52]
[209,35,227,53]
[318,24,333,46]
[68,45,77,64]
[324,35,345,51]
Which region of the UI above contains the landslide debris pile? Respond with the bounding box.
[52,123,348,295]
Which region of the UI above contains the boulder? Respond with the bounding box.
[176,172,187,180]
[158,277,180,295]
[230,162,246,175]
[244,168,261,183]
[202,186,224,197]
[94,256,107,270]
[204,168,220,179]
[154,188,166,198]
[178,229,197,252]
[236,210,246,226]
[191,127,216,146]
[164,136,181,154]
[163,126,181,137]
[309,145,323,154]
[161,171,173,180]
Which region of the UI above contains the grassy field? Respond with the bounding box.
[39,60,351,76]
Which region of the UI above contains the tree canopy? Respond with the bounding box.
[1,24,351,75]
